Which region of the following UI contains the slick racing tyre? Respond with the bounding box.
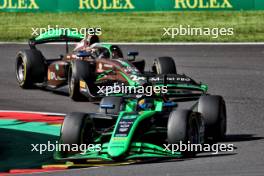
[198,95,227,141]
[60,112,94,153]
[15,49,46,88]
[99,96,124,115]
[167,110,201,157]
[68,60,95,101]
[152,57,177,74]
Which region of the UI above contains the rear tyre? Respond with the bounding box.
[68,60,95,101]
[99,96,124,115]
[198,95,227,141]
[153,57,177,74]
[60,112,94,153]
[167,110,200,157]
[15,49,46,88]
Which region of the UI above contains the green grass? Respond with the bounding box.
[0,11,264,42]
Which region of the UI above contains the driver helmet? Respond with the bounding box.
[73,35,99,51]
[87,35,100,46]
[98,48,110,59]
[111,46,123,59]
[138,98,154,110]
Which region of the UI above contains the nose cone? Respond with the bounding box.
[108,145,126,158]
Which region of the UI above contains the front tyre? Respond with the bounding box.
[68,66,83,101]
[60,112,94,154]
[68,60,95,101]
[153,57,177,74]
[167,110,201,157]
[198,95,227,141]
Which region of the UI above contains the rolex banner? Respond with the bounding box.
[0,0,264,12]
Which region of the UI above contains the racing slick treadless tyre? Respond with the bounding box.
[167,110,200,157]
[68,60,95,101]
[99,96,124,115]
[15,49,46,88]
[198,95,227,141]
[153,57,177,74]
[60,112,94,153]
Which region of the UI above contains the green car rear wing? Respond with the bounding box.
[29,29,84,53]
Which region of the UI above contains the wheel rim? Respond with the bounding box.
[17,58,25,82]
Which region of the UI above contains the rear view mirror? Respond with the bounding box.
[127,51,139,61]
[100,104,115,109]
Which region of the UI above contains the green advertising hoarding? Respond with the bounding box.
[0,0,263,12]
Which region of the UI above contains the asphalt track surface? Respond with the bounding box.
[0,44,264,176]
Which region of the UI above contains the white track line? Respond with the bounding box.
[0,110,65,116]
[1,42,264,45]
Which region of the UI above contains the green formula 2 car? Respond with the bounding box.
[55,75,227,161]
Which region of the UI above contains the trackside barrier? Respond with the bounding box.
[0,0,264,12]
